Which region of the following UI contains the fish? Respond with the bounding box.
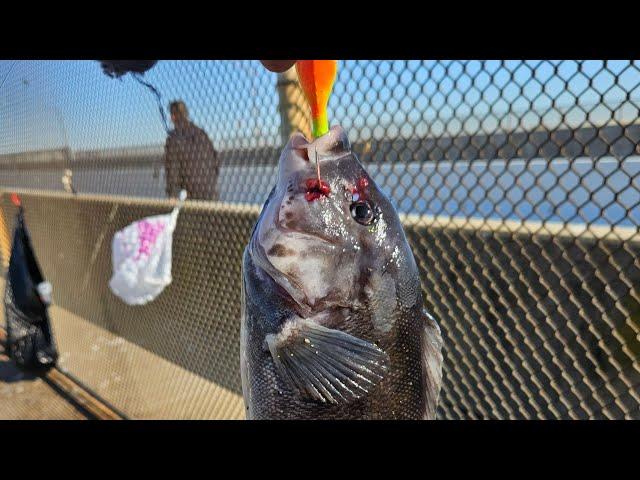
[240,126,443,419]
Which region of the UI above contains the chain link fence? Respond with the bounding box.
[0,60,639,419]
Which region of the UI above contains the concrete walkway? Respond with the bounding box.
[0,347,87,420]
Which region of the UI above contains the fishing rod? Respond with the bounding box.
[98,61,167,178]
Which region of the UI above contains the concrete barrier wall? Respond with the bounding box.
[1,189,639,419]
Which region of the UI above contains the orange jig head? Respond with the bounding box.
[295,60,338,139]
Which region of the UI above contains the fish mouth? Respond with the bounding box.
[274,133,341,245]
[251,126,354,316]
[279,132,311,177]
[277,125,351,182]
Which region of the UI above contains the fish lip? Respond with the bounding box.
[278,126,352,179]
[279,132,312,176]
[288,131,310,149]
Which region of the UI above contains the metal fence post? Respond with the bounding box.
[277,66,311,143]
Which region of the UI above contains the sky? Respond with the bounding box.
[1,60,639,155]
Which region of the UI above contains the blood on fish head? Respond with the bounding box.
[249,126,421,316]
[305,178,331,202]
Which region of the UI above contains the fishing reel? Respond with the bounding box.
[99,60,158,78]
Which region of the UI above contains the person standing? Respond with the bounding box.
[164,101,220,200]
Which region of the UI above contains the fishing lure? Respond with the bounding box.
[295,60,338,139]
[295,60,338,198]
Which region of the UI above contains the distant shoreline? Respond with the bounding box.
[0,156,638,228]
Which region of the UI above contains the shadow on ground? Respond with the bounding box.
[0,353,38,384]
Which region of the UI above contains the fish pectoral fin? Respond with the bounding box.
[265,317,389,405]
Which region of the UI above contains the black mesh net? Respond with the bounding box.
[0,60,638,419]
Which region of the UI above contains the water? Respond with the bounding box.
[1,156,639,227]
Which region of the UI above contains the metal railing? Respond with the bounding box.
[0,60,639,419]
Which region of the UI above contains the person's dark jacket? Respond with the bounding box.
[164,122,220,200]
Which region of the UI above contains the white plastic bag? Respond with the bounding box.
[109,191,186,306]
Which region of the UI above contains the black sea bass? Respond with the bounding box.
[241,126,443,419]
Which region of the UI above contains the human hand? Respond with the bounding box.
[260,60,297,73]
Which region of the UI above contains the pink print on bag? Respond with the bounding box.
[134,219,166,261]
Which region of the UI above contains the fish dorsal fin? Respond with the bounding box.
[265,317,389,405]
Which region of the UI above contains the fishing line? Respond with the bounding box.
[15,66,76,195]
[82,61,167,283]
[131,73,170,134]
[131,72,169,178]
[315,147,322,184]
[99,62,166,180]
[131,73,169,181]
[0,60,18,92]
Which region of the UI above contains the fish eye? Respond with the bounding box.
[350,201,376,225]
